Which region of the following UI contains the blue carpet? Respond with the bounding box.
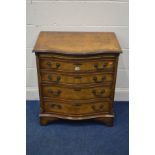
[26,101,129,155]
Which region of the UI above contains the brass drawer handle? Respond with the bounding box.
[94,63,108,71]
[50,104,62,109]
[91,104,104,112]
[73,87,82,91]
[48,75,61,83]
[46,62,61,69]
[93,76,106,83]
[74,76,82,79]
[92,89,105,97]
[73,103,81,106]
[48,90,61,97]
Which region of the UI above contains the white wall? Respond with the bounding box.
[26,0,129,101]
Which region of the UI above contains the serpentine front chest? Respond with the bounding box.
[33,32,122,126]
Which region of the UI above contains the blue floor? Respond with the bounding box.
[26,101,129,155]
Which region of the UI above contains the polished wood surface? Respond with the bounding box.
[43,100,112,115]
[34,32,122,126]
[40,72,114,85]
[41,84,112,100]
[33,32,122,54]
[39,57,115,72]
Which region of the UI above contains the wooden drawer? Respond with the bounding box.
[41,85,112,100]
[43,100,112,115]
[40,72,114,85]
[39,58,115,73]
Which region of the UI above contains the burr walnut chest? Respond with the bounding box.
[33,32,122,126]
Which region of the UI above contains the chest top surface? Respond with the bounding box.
[33,32,122,55]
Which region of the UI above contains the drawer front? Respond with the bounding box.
[43,101,112,115]
[41,85,112,100]
[39,58,115,72]
[40,72,114,84]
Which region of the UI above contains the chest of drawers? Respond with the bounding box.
[33,32,122,126]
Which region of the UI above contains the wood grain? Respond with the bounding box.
[34,32,122,126]
[33,32,122,54]
[43,100,112,115]
[39,56,115,72]
[41,84,112,100]
[40,71,114,85]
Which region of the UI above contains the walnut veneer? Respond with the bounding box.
[33,32,122,126]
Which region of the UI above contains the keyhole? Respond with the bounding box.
[75,66,80,71]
